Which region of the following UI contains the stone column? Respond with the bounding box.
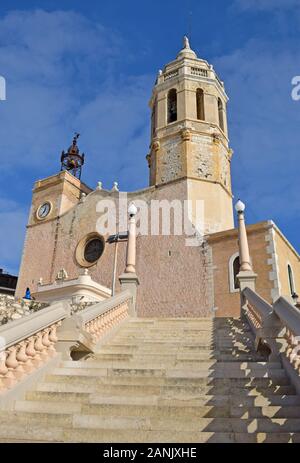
[119,204,139,316]
[235,200,257,292]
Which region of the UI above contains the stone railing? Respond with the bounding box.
[242,287,300,391]
[273,297,300,379]
[242,287,283,359]
[0,289,134,393]
[0,301,70,393]
[0,295,49,326]
[55,290,133,360]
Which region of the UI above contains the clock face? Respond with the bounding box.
[37,202,51,219]
[84,238,104,263]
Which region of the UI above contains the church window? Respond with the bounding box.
[84,238,104,264]
[287,264,296,296]
[229,252,240,292]
[75,233,105,267]
[218,98,224,132]
[167,89,177,123]
[151,99,157,137]
[196,88,205,121]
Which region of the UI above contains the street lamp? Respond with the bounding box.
[235,199,245,213]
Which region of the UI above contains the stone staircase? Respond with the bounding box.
[0,317,300,443]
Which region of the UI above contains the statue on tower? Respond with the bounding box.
[60,133,85,179]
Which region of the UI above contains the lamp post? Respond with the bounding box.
[235,199,257,292]
[125,203,138,273]
[235,200,252,272]
[106,232,128,296]
[118,203,139,316]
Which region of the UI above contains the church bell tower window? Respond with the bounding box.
[218,98,224,132]
[167,89,177,123]
[196,88,205,121]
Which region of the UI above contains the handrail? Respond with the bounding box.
[77,290,132,325]
[55,290,133,359]
[274,297,300,336]
[0,291,133,393]
[0,300,71,393]
[243,287,273,320]
[0,301,70,350]
[241,287,300,381]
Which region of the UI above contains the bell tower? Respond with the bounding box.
[147,37,234,233]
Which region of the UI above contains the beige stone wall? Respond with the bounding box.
[16,179,215,318]
[208,222,274,318]
[274,226,300,299]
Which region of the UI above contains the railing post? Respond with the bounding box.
[235,200,257,293]
[119,203,139,316]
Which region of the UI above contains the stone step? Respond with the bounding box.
[26,391,300,408]
[14,400,300,419]
[64,360,283,371]
[2,410,300,433]
[51,367,289,382]
[0,423,300,443]
[38,380,295,396]
[52,363,290,385]
[94,350,267,362]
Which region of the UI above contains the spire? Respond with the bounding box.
[177,36,197,59]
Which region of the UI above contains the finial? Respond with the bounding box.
[111,182,119,192]
[73,132,80,146]
[80,192,86,203]
[183,36,190,49]
[177,36,196,59]
[56,268,68,282]
[96,181,103,190]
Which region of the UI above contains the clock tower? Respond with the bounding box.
[147,37,234,233]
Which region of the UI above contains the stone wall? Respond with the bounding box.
[17,179,214,318]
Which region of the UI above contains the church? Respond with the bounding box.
[1,36,300,444]
[16,37,300,318]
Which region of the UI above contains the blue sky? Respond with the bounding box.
[0,0,300,274]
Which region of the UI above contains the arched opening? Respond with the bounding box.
[218,98,224,132]
[288,264,296,296]
[196,88,205,121]
[167,89,177,123]
[229,253,240,292]
[151,100,157,137]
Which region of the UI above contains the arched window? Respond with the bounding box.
[229,252,240,292]
[167,89,177,123]
[288,264,296,296]
[151,99,157,137]
[218,98,224,132]
[196,89,205,121]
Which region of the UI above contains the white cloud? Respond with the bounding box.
[0,9,153,274]
[234,0,300,11]
[0,9,122,171]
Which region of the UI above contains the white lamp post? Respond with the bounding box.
[235,199,257,293]
[125,203,138,274]
[235,200,252,272]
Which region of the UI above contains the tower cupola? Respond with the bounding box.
[147,37,234,233]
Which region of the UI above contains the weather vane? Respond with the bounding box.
[60,132,85,179]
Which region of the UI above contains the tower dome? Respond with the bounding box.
[176,36,197,60]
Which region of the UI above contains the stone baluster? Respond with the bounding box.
[6,345,23,381]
